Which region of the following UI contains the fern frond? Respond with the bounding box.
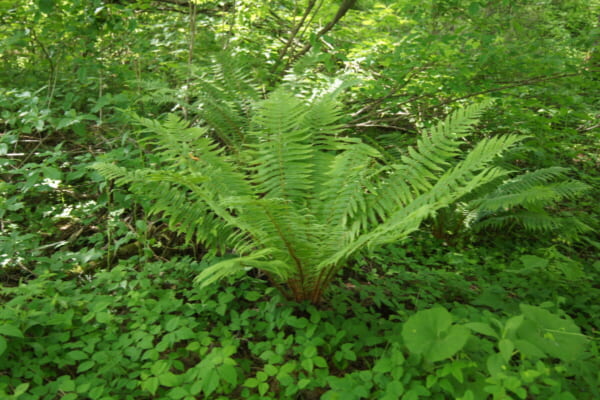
[471,211,587,233]
[248,90,315,203]
[193,54,261,152]
[317,142,382,241]
[195,248,293,288]
[459,166,592,237]
[368,100,497,223]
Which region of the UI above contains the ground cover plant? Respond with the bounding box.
[1,0,599,399]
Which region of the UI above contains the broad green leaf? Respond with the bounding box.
[301,358,314,372]
[0,324,23,338]
[189,380,203,395]
[88,386,104,399]
[403,307,453,354]
[151,360,170,375]
[517,305,587,362]
[95,311,111,323]
[373,357,393,373]
[402,307,471,362]
[427,325,471,362]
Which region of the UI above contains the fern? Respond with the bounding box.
[461,167,592,239]
[94,89,521,303]
[192,54,261,152]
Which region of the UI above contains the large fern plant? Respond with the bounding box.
[94,90,521,303]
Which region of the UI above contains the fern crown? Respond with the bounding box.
[94,87,522,303]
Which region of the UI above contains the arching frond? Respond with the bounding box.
[459,167,592,238]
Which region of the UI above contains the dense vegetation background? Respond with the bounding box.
[1,0,599,399]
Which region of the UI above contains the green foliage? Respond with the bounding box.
[0,255,598,400]
[1,0,599,398]
[94,94,523,303]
